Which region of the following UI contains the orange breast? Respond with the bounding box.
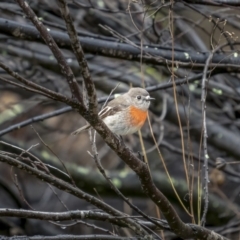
[129,106,148,127]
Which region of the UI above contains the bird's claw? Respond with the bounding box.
[137,151,144,161]
[114,134,124,144]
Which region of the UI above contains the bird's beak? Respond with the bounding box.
[145,96,155,101]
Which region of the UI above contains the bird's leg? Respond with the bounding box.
[137,151,144,162]
[114,134,124,144]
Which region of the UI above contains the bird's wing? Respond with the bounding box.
[99,102,129,120]
[72,96,129,135]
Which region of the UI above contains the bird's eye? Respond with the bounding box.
[137,95,141,100]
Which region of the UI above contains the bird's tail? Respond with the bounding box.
[71,124,91,135]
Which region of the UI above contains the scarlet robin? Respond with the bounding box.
[72,87,154,136]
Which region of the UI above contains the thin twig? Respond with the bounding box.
[15,0,83,104]
[200,51,213,226]
[51,219,116,235]
[31,125,76,187]
[0,62,68,103]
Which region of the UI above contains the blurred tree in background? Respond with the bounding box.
[0,0,240,239]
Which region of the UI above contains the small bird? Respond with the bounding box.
[72,87,154,136]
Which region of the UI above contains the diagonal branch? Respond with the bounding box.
[15,0,83,104]
[57,0,98,114]
[0,62,69,103]
[89,136,164,235]
[0,61,78,107]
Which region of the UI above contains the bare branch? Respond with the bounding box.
[0,208,169,231]
[200,52,213,226]
[89,134,163,237]
[57,0,98,114]
[15,0,83,104]
[0,62,68,103]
